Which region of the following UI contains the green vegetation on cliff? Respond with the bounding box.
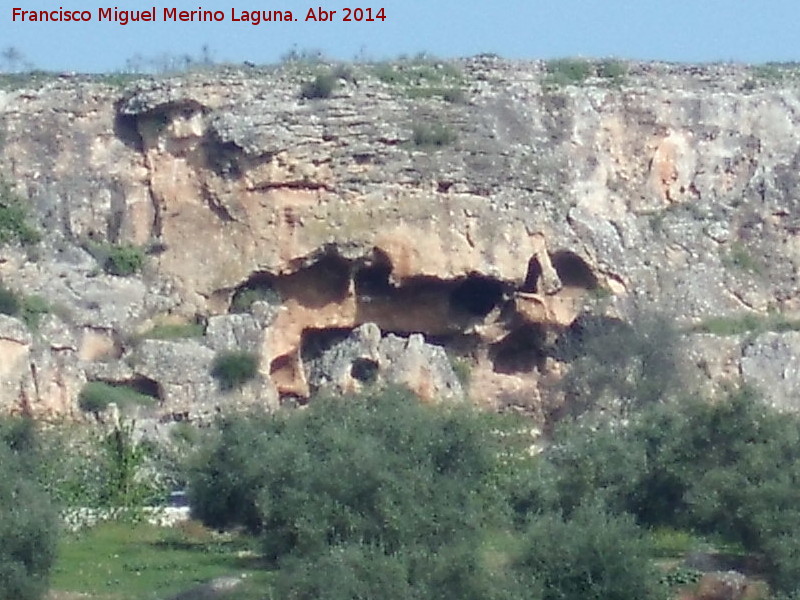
[0,178,40,246]
[0,419,57,600]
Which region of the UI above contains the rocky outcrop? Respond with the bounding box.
[305,323,463,402]
[2,58,800,418]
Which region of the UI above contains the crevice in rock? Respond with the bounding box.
[489,323,547,374]
[550,250,598,289]
[248,180,333,192]
[521,256,543,293]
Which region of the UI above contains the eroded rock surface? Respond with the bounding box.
[2,59,800,418]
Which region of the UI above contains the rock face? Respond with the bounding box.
[1,58,800,419]
[305,323,464,402]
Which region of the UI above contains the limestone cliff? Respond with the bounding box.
[1,57,798,420]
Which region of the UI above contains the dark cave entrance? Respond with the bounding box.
[449,275,505,317]
[550,251,598,290]
[354,263,394,298]
[489,324,547,374]
[230,271,280,313]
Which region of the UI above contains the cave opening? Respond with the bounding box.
[126,376,162,399]
[354,263,394,298]
[550,251,598,289]
[300,327,354,363]
[489,324,547,374]
[351,358,379,384]
[279,254,352,309]
[230,271,280,313]
[521,256,543,293]
[449,276,505,317]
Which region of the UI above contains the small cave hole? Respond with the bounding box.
[283,254,351,307]
[550,251,598,289]
[300,328,353,363]
[125,376,162,399]
[230,272,280,313]
[489,324,546,374]
[354,263,393,298]
[449,276,505,317]
[521,256,543,293]
[351,358,379,384]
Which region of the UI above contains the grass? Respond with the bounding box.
[139,322,205,340]
[650,527,700,559]
[543,57,628,88]
[722,241,764,274]
[51,520,273,600]
[372,56,466,102]
[691,312,800,336]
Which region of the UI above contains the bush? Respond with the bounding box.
[104,243,145,276]
[210,350,259,391]
[544,58,593,86]
[412,122,456,147]
[0,419,57,600]
[521,502,665,600]
[188,388,692,598]
[538,388,800,594]
[556,312,682,419]
[597,59,627,83]
[37,419,167,511]
[0,179,41,246]
[300,72,337,99]
[20,294,48,330]
[189,390,519,585]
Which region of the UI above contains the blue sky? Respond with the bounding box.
[1,0,799,72]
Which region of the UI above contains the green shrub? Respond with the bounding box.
[20,294,48,330]
[300,72,337,99]
[104,243,145,276]
[597,59,627,83]
[0,179,41,246]
[210,350,259,391]
[412,122,456,147]
[78,381,156,415]
[0,419,57,600]
[0,283,20,315]
[544,58,593,86]
[556,312,682,419]
[521,502,665,600]
[37,420,167,511]
[189,388,543,598]
[190,388,509,554]
[539,388,800,594]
